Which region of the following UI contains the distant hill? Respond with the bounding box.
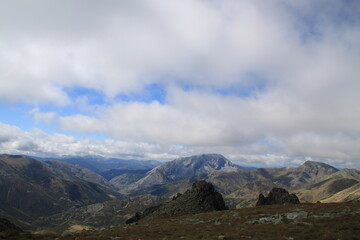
[99,168,151,181]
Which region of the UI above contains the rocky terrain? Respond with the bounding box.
[32,195,167,233]
[7,201,360,240]
[126,180,227,223]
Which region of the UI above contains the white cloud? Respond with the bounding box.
[0,0,359,168]
[29,108,57,124]
[0,121,359,169]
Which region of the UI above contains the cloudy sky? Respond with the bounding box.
[1,0,359,168]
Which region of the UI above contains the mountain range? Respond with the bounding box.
[0,153,359,233]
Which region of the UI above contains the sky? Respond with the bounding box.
[0,0,360,168]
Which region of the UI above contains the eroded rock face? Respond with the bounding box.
[256,188,300,206]
[126,180,227,224]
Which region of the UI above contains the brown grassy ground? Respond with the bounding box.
[4,201,360,240]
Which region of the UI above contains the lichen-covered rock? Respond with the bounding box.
[256,188,300,206]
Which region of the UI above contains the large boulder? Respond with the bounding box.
[126,180,227,223]
[256,188,300,206]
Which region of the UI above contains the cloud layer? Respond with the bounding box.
[0,0,359,168]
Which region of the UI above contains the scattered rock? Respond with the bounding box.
[285,211,309,220]
[126,180,227,223]
[245,211,309,225]
[256,188,300,206]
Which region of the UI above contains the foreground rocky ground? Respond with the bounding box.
[3,201,360,240]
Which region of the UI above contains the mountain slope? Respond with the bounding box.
[0,154,123,222]
[45,160,114,188]
[294,177,359,202]
[321,182,360,202]
[32,195,167,233]
[130,154,239,191]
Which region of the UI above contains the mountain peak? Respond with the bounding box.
[132,154,238,190]
[300,161,338,172]
[173,154,236,171]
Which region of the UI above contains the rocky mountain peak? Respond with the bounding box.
[132,154,238,189]
[300,161,338,172]
[173,153,237,171]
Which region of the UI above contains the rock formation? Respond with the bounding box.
[256,188,300,206]
[126,180,227,224]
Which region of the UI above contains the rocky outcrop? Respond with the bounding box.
[256,188,300,206]
[126,180,227,224]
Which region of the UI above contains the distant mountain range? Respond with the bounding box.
[32,155,161,173]
[0,153,359,233]
[119,154,360,208]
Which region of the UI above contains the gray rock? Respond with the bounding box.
[126,180,227,223]
[256,188,300,206]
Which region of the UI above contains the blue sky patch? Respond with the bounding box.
[116,83,166,104]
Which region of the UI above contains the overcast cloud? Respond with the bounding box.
[0,0,359,168]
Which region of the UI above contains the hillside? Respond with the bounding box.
[294,168,360,203]
[321,183,360,203]
[31,195,167,233]
[0,154,123,223]
[12,201,360,240]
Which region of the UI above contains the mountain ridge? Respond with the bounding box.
[127,154,239,191]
